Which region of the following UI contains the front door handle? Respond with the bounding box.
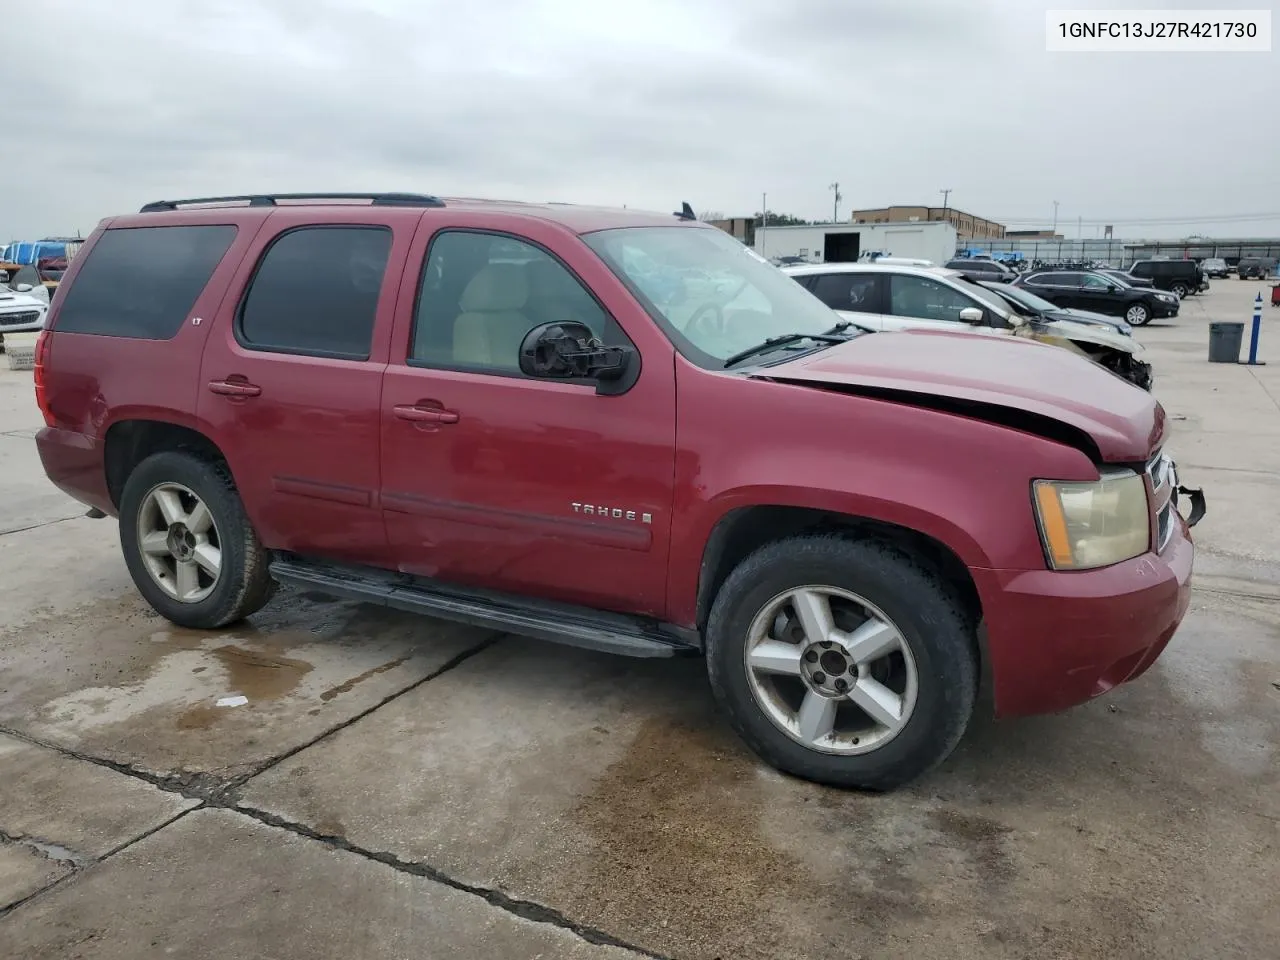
[393,403,459,424]
[208,379,262,398]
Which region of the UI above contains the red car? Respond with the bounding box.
[34,193,1204,790]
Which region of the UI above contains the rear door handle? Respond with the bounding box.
[393,404,459,424]
[208,379,261,397]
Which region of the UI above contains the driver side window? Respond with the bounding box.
[888,275,982,324]
[1081,274,1109,290]
[411,231,620,375]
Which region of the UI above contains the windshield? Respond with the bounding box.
[987,282,1057,314]
[949,276,1017,316]
[584,226,846,366]
[1100,271,1134,287]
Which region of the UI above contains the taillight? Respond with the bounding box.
[34,331,54,427]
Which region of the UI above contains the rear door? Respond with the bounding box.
[197,208,416,565]
[802,272,886,329]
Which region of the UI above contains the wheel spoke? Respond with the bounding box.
[748,640,803,676]
[848,676,906,732]
[186,500,213,535]
[175,560,200,600]
[796,690,837,744]
[140,531,171,556]
[790,589,835,645]
[153,488,185,526]
[192,542,221,578]
[843,618,900,666]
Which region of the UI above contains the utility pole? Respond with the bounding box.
[829,182,842,223]
[940,188,952,222]
[1052,200,1059,235]
[760,192,767,256]
[1078,215,1083,240]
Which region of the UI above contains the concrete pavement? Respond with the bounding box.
[2,280,1278,959]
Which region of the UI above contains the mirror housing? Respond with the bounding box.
[1107,284,1119,293]
[518,322,636,395]
[958,307,984,324]
[14,283,34,293]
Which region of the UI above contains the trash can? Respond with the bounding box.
[1208,322,1244,363]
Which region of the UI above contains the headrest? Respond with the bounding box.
[459,263,528,312]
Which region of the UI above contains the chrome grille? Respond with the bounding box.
[1147,450,1178,552]
[0,310,40,327]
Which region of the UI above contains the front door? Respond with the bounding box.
[881,273,1005,336]
[197,208,414,565]
[379,223,678,616]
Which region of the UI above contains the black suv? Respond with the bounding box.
[1013,270,1179,326]
[1237,257,1277,280]
[944,258,1016,283]
[1127,259,1206,298]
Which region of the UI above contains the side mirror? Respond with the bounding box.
[958,307,984,324]
[1107,284,1118,293]
[518,322,635,394]
[14,283,34,293]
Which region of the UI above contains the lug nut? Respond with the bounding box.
[804,650,818,663]
[812,672,825,684]
[834,678,848,692]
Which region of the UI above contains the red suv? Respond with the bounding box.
[34,193,1205,790]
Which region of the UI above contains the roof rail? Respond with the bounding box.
[139,192,446,213]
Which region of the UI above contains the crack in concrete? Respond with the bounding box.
[229,803,671,959]
[0,829,91,867]
[0,632,670,956]
[0,514,84,538]
[0,808,196,920]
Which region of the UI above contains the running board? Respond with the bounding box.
[268,557,699,659]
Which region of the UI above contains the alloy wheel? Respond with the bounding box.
[743,586,919,755]
[136,482,222,603]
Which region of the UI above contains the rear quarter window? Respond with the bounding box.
[54,225,237,339]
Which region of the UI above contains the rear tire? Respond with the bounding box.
[705,535,978,791]
[1171,282,1189,298]
[119,451,275,629]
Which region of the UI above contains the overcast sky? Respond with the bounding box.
[4,0,1277,241]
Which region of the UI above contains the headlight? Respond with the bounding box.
[1032,471,1150,570]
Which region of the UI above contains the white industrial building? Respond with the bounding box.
[753,221,958,266]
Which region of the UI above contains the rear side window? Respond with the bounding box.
[55,225,236,339]
[810,273,880,311]
[238,226,391,359]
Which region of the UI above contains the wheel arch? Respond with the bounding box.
[104,419,233,509]
[694,505,983,637]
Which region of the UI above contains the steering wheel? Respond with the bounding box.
[684,301,725,339]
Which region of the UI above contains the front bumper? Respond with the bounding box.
[975,501,1198,718]
[0,313,46,335]
[1152,299,1180,318]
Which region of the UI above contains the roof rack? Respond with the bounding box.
[138,192,446,213]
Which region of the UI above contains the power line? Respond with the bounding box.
[991,211,1280,226]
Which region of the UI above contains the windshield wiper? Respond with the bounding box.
[723,321,857,369]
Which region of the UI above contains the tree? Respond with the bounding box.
[697,209,727,222]
[754,210,810,227]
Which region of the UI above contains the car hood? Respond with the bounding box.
[763,329,1163,462]
[1024,315,1142,354]
[0,289,45,310]
[1061,306,1131,328]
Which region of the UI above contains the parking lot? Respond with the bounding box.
[1,280,1277,960]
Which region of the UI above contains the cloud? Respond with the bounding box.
[2,0,1276,240]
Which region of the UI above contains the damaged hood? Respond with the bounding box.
[763,329,1163,462]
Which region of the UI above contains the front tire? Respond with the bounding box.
[705,536,978,791]
[119,451,276,629]
[1125,303,1152,326]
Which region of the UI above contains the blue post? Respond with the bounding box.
[1245,293,1264,365]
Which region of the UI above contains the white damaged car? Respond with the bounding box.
[782,262,1153,391]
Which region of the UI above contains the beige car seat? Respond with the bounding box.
[452,263,532,370]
